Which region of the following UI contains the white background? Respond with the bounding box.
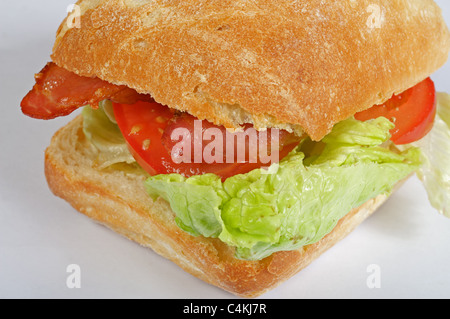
[1,1,449,299]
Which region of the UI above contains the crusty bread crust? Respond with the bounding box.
[52,0,450,140]
[44,115,403,297]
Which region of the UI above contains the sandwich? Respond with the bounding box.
[20,0,450,298]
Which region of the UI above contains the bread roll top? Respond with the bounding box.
[52,0,450,140]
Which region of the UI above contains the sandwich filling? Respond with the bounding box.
[21,62,450,260]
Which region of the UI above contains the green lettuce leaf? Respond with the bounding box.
[82,101,136,169]
[145,117,421,260]
[412,92,450,218]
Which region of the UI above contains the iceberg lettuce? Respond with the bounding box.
[145,117,421,260]
[84,101,447,260]
[413,93,450,218]
[82,101,136,169]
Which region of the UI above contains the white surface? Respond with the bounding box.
[1,1,450,299]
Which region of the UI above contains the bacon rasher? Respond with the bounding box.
[21,62,152,119]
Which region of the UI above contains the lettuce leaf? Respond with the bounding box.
[82,101,136,169]
[82,96,449,259]
[412,93,450,218]
[145,117,421,260]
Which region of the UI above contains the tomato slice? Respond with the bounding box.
[354,78,437,145]
[113,101,301,180]
[113,101,175,176]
